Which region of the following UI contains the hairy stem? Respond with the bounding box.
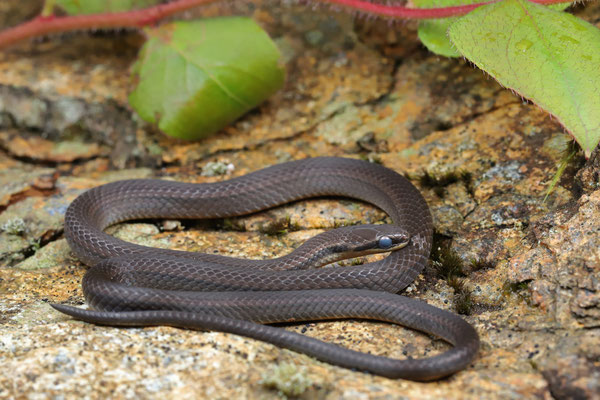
[0,0,575,49]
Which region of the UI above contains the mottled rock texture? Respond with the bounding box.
[1,1,599,399]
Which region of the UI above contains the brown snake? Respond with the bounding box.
[53,157,479,381]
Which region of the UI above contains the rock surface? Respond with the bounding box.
[1,1,599,399]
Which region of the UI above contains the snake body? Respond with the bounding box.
[53,157,479,381]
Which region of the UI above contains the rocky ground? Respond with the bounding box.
[1,1,599,399]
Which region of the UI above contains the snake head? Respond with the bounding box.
[284,224,411,268]
[345,224,411,255]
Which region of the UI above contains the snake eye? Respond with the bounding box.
[378,236,393,249]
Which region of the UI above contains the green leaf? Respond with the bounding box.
[418,19,461,58]
[548,2,572,11]
[129,18,285,140]
[449,0,600,156]
[416,0,572,58]
[55,0,160,14]
[414,0,481,58]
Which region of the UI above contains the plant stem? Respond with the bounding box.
[0,0,219,49]
[0,0,575,49]
[327,0,490,18]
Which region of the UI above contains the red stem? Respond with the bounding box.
[0,0,219,49]
[327,0,494,18]
[0,0,575,49]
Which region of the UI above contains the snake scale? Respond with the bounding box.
[53,157,479,381]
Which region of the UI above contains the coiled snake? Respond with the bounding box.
[53,157,479,381]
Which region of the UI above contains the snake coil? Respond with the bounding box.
[53,157,479,381]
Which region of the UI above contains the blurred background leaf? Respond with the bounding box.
[450,0,600,156]
[55,0,161,15]
[416,0,572,58]
[129,17,285,140]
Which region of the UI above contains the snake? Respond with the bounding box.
[52,157,479,381]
